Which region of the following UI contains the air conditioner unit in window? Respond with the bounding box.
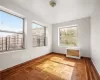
[66,47,80,59]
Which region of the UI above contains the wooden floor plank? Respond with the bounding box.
[1,53,100,80]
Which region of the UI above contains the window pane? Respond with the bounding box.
[0,11,23,32]
[0,32,23,51]
[0,10,24,52]
[32,23,46,47]
[59,26,77,47]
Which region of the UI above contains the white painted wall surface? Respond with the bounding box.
[52,17,91,57]
[0,0,52,70]
[91,0,100,74]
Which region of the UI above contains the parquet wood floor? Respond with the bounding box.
[1,53,100,80]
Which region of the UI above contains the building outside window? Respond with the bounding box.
[32,23,46,47]
[0,10,24,52]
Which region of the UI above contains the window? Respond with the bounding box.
[59,26,78,47]
[0,10,24,52]
[32,23,46,47]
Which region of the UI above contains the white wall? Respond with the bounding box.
[91,0,100,74]
[0,0,52,70]
[52,17,91,57]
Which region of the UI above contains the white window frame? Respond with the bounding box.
[0,8,25,52]
[58,24,79,48]
[32,22,46,47]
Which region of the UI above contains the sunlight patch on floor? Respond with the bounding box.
[36,57,76,80]
[50,57,75,66]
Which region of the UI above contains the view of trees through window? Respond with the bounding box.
[32,23,46,47]
[59,26,78,47]
[0,10,24,52]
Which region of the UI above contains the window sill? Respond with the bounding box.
[32,46,47,48]
[0,48,25,55]
[66,47,80,50]
[58,46,79,49]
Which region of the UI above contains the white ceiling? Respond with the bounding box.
[11,0,95,24]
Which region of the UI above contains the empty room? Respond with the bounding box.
[0,0,100,80]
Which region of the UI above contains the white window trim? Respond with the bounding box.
[32,22,47,47]
[0,5,25,18]
[58,24,79,48]
[0,7,25,52]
